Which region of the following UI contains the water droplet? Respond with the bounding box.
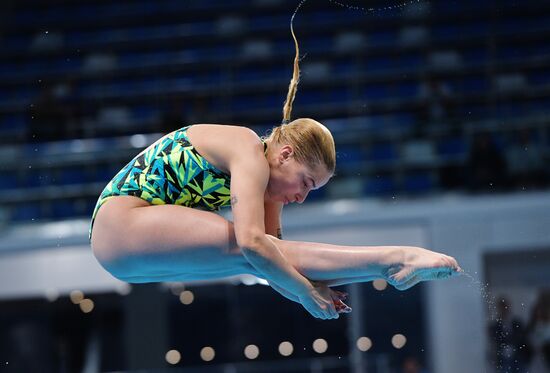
[327,0,423,14]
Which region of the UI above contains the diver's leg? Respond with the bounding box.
[92,196,453,289]
[90,196,252,282]
[265,235,402,281]
[265,236,459,290]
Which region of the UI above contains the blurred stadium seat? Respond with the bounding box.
[0,0,547,222]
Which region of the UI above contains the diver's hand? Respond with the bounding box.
[384,247,462,291]
[311,281,352,314]
[330,289,352,314]
[298,283,340,320]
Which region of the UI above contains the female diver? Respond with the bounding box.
[89,23,462,320]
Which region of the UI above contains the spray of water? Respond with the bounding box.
[327,0,423,13]
[292,0,424,20]
[461,269,525,373]
[288,0,427,66]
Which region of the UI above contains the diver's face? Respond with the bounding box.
[266,145,331,205]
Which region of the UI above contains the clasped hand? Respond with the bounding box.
[298,281,351,320]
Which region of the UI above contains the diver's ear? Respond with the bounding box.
[279,145,294,163]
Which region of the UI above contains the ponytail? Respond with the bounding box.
[265,2,336,176]
[282,12,301,124]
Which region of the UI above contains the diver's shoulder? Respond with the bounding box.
[189,124,260,144]
[186,124,264,173]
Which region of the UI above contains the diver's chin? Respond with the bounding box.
[265,189,283,204]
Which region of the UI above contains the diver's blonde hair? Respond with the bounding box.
[282,17,300,124]
[268,118,336,174]
[265,16,336,174]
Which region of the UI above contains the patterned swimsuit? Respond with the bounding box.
[89,125,265,241]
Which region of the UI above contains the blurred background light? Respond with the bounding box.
[312,338,328,354]
[165,349,181,365]
[79,298,94,313]
[244,344,260,360]
[373,279,388,291]
[179,290,194,305]
[200,346,215,362]
[278,341,294,356]
[391,334,407,349]
[70,290,84,304]
[356,336,372,352]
